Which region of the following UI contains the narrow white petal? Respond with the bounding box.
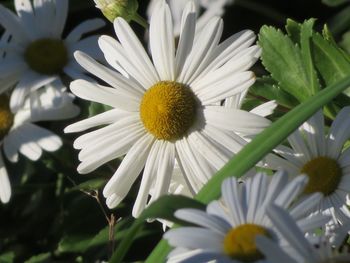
[203,106,271,135]
[65,109,127,133]
[103,134,154,200]
[53,0,68,37]
[132,140,162,217]
[150,2,175,80]
[0,154,11,203]
[74,51,144,97]
[0,4,29,42]
[10,72,56,112]
[114,18,159,87]
[256,236,296,263]
[250,100,277,117]
[65,18,105,43]
[70,79,140,111]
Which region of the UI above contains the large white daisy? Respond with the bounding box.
[0,0,105,112]
[164,171,328,263]
[65,0,270,217]
[257,204,350,263]
[0,85,79,203]
[266,107,350,224]
[147,0,233,36]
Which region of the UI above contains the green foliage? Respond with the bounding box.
[322,0,349,6]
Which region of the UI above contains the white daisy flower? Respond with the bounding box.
[0,86,79,203]
[147,0,233,36]
[257,204,350,263]
[266,107,350,224]
[164,171,328,263]
[65,0,269,216]
[0,0,105,112]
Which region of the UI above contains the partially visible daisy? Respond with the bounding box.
[0,86,79,203]
[164,171,328,263]
[0,0,105,112]
[257,204,350,263]
[267,108,350,224]
[147,0,233,36]
[65,0,270,217]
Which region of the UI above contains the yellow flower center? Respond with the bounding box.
[24,38,68,75]
[0,95,14,140]
[301,156,342,196]
[140,81,197,141]
[223,224,270,262]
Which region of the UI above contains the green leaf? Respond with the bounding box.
[69,178,106,192]
[249,77,298,109]
[0,252,14,263]
[259,25,311,101]
[322,0,348,7]
[24,253,50,263]
[88,102,112,117]
[312,32,350,95]
[285,18,301,43]
[328,6,350,37]
[341,30,350,54]
[145,75,350,263]
[109,195,205,263]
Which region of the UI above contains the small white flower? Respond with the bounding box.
[65,0,269,217]
[0,85,79,203]
[0,0,105,112]
[147,0,233,36]
[164,171,328,263]
[257,204,350,263]
[267,107,350,224]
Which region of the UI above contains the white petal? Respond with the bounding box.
[0,4,29,42]
[10,71,56,112]
[0,154,11,203]
[74,51,144,97]
[203,106,271,135]
[70,79,140,111]
[250,100,277,117]
[65,109,127,133]
[65,18,105,43]
[53,0,68,37]
[102,134,154,201]
[149,2,175,80]
[113,18,159,87]
[132,140,162,217]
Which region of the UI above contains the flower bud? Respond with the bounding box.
[94,0,139,23]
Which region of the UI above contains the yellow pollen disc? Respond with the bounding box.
[301,156,342,195]
[140,81,197,141]
[223,224,269,262]
[0,95,14,140]
[24,38,68,75]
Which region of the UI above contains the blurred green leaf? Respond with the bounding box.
[341,31,350,54]
[24,253,50,263]
[69,178,106,192]
[88,102,112,117]
[0,252,14,263]
[322,0,348,7]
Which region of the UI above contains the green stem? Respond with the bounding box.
[133,13,149,29]
[145,75,350,262]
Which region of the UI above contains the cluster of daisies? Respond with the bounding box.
[0,0,105,203]
[1,0,350,262]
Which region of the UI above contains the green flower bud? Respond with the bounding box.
[94,0,139,23]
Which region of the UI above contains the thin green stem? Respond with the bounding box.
[133,13,149,29]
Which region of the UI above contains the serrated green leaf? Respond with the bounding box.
[259,25,311,101]
[300,19,320,95]
[312,32,350,95]
[285,19,301,43]
[145,75,350,263]
[109,195,205,263]
[249,77,298,108]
